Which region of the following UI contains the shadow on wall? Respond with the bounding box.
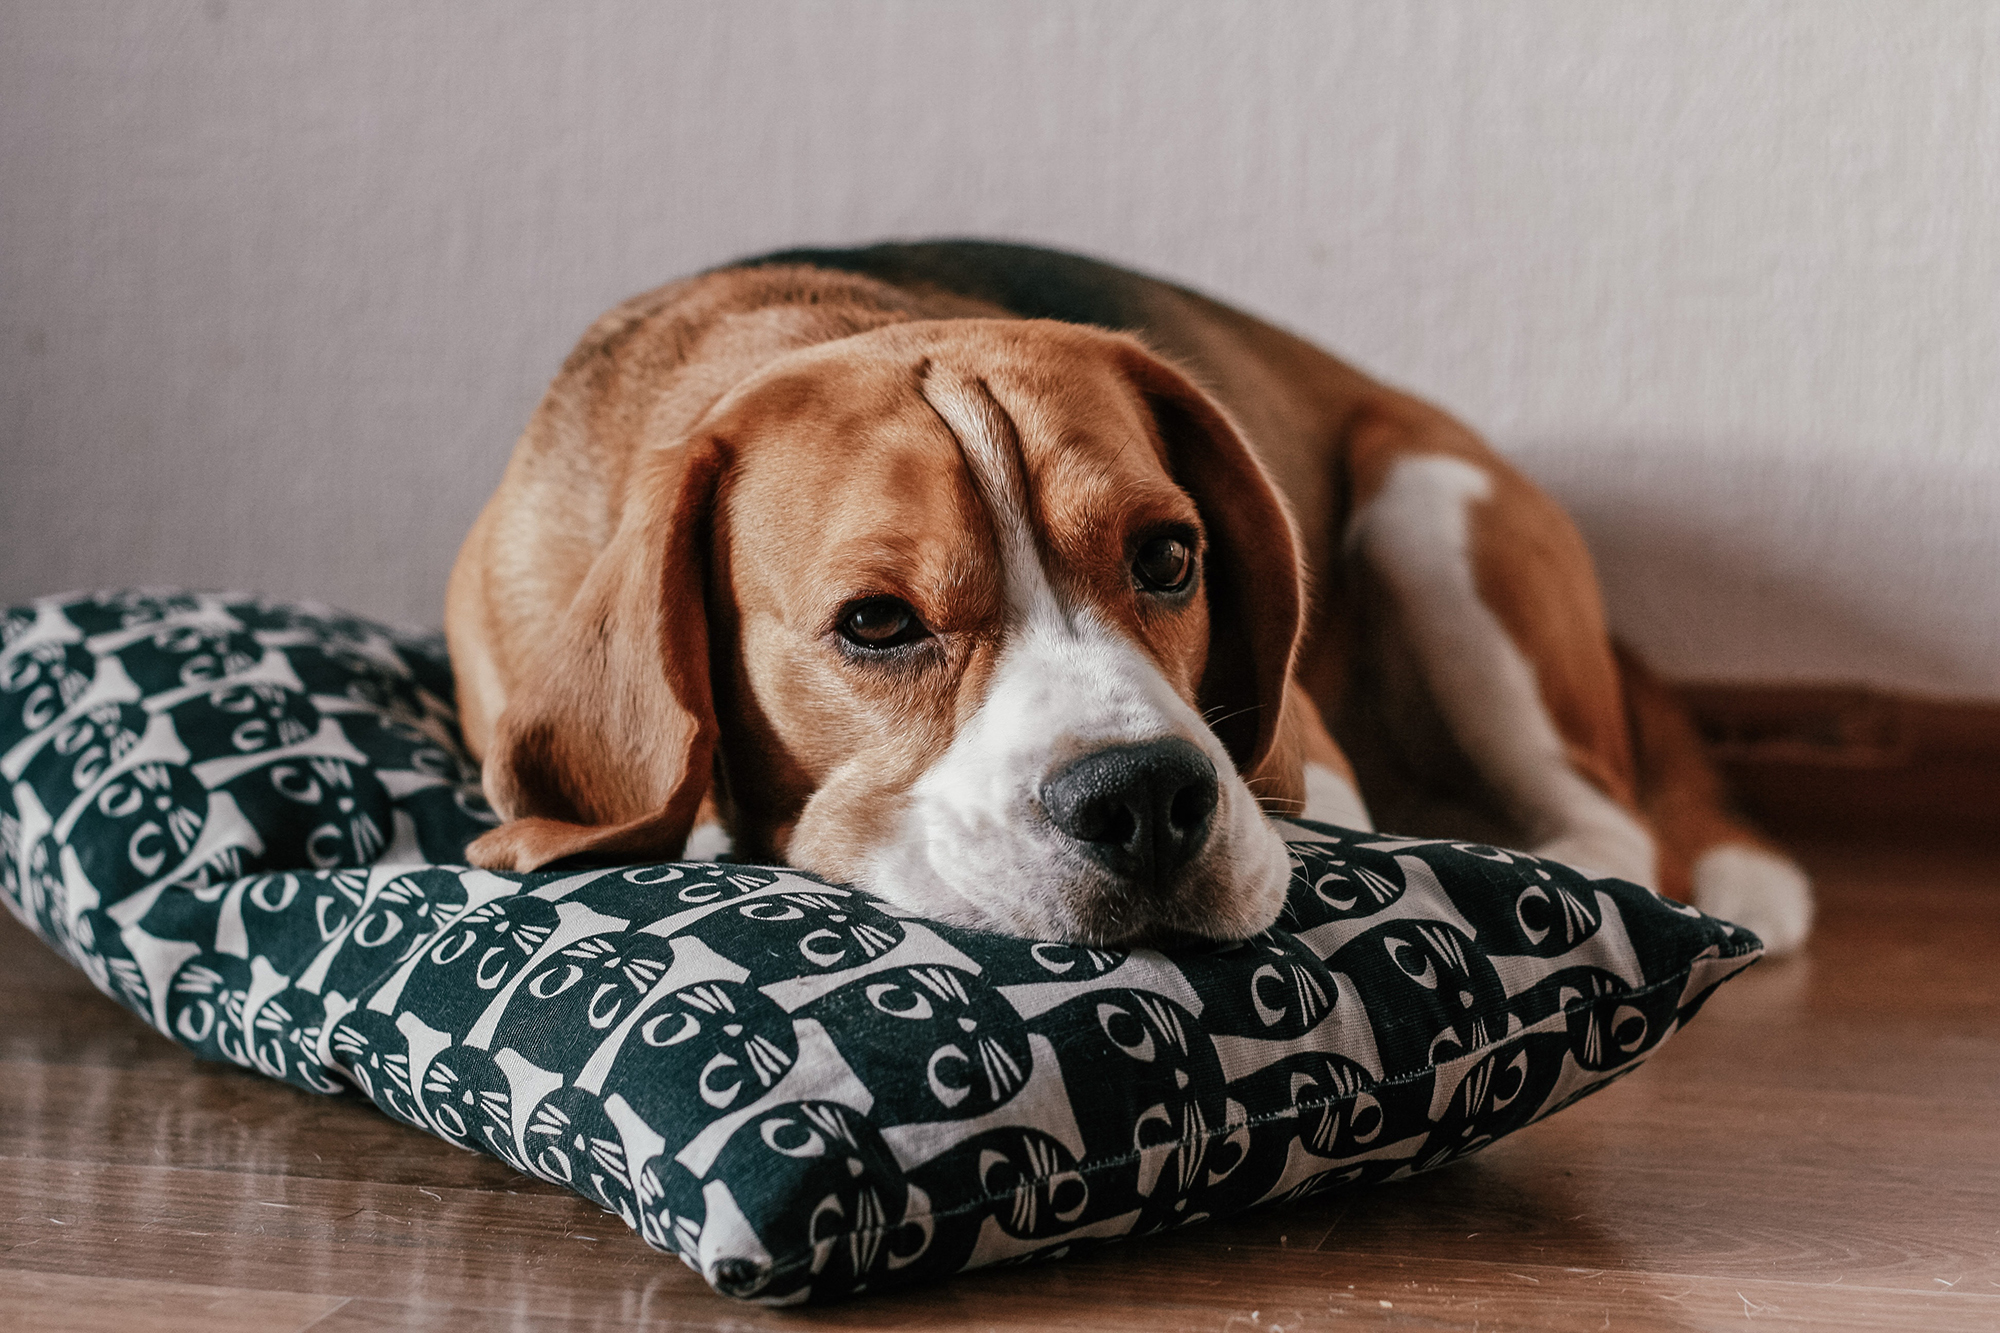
[1518,443,1987,699]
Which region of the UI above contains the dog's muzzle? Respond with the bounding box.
[1040,737,1219,891]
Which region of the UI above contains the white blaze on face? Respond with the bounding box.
[856,368,1292,943]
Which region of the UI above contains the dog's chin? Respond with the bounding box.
[846,818,1295,948]
[1055,889,1285,950]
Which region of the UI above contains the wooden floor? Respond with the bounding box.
[4,838,1998,1332]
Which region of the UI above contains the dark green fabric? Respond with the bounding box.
[0,591,1760,1302]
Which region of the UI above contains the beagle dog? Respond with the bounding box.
[446,241,1812,953]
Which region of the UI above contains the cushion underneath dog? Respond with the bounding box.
[0,591,1760,1303]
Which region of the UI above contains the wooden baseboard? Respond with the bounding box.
[1678,683,2000,843]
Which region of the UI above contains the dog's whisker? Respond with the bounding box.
[1199,703,1259,730]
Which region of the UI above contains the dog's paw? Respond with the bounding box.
[464,817,617,873]
[1532,816,1657,889]
[682,820,733,862]
[464,820,561,872]
[1692,843,1814,955]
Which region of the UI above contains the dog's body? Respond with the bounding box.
[447,241,1812,951]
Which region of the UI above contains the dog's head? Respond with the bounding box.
[469,320,1306,944]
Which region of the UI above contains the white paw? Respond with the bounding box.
[1532,810,1658,888]
[1692,843,1814,955]
[1302,762,1373,830]
[682,820,733,862]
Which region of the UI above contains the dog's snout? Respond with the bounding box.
[1041,738,1219,888]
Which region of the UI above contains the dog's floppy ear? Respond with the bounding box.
[465,438,725,873]
[1123,347,1304,778]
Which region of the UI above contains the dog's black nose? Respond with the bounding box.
[1041,738,1219,889]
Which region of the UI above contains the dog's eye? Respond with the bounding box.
[1133,535,1195,594]
[838,597,930,650]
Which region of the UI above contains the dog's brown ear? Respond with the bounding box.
[1125,349,1304,779]
[465,438,725,873]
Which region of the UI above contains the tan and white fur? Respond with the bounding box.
[446,242,1812,953]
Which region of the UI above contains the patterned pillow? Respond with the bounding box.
[0,591,1761,1303]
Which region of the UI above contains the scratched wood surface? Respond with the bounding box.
[4,838,1998,1332]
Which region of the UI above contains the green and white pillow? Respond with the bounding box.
[0,590,1760,1303]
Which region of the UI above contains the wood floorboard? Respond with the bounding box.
[2,834,1996,1331]
[0,1270,343,1333]
[1,1063,533,1190]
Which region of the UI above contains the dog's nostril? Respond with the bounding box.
[1170,777,1217,832]
[1041,738,1219,889]
[1092,803,1137,847]
[1064,795,1136,847]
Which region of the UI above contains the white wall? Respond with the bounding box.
[4,0,1996,698]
